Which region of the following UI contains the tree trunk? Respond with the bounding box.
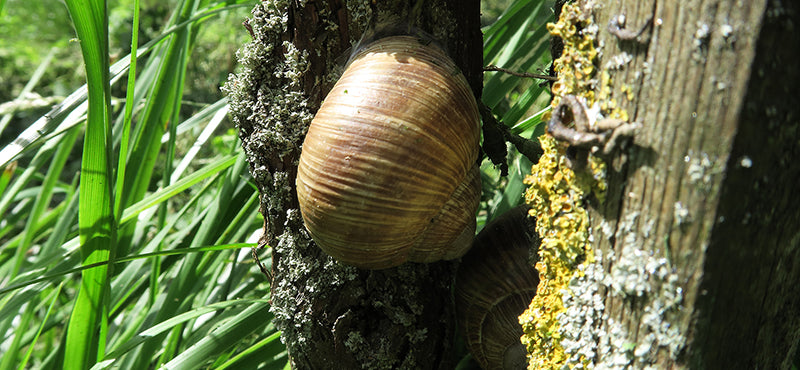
[225,0,481,368]
[527,0,799,368]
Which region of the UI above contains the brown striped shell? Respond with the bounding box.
[455,205,540,369]
[296,36,481,269]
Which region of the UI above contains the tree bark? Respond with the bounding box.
[576,0,799,368]
[225,0,481,368]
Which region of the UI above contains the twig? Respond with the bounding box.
[479,104,509,176]
[504,127,544,163]
[252,241,273,281]
[483,65,557,81]
[481,104,544,166]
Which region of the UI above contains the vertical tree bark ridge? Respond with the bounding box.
[588,0,799,368]
[692,0,800,368]
[224,0,482,368]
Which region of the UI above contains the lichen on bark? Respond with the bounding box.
[223,0,481,368]
[521,0,800,369]
[517,1,682,368]
[518,2,604,368]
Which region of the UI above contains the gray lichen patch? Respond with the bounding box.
[692,22,711,62]
[556,236,685,368]
[593,213,687,368]
[603,51,633,70]
[223,1,312,189]
[258,200,455,368]
[596,254,685,369]
[559,249,605,368]
[345,0,372,32]
[224,2,461,366]
[673,202,691,227]
[563,209,687,369]
[224,0,339,361]
[269,212,360,351]
[684,149,723,194]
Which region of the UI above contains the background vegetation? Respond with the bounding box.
[0,0,553,368]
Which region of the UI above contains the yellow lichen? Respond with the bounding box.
[518,2,604,369]
[598,71,631,122]
[519,0,644,367]
[621,84,634,101]
[519,135,597,369]
[547,3,597,101]
[518,0,643,367]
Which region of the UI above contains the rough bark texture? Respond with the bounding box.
[588,0,799,368]
[224,0,481,368]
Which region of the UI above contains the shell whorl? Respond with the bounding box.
[455,205,540,369]
[296,36,481,269]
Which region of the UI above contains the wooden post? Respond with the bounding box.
[522,0,800,368]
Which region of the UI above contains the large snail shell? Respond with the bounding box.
[296,36,481,269]
[455,206,540,370]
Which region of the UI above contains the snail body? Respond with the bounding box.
[296,36,481,269]
[455,205,540,369]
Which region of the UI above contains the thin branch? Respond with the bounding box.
[481,103,544,165]
[484,65,557,81]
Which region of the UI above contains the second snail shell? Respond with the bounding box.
[296,36,481,269]
[455,205,540,369]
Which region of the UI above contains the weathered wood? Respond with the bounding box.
[589,0,800,368]
[225,0,481,368]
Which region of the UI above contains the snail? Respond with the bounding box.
[455,205,540,370]
[296,35,481,269]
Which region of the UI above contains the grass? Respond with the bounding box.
[0,0,284,368]
[0,0,552,368]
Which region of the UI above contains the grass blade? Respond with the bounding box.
[114,0,140,223]
[0,301,34,370]
[16,283,64,370]
[13,126,80,276]
[161,301,273,370]
[0,244,250,297]
[62,0,116,368]
[213,331,288,370]
[120,153,238,225]
[101,298,268,362]
[0,4,250,168]
[0,2,265,369]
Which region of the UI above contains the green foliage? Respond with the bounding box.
[0,0,551,368]
[478,0,553,229]
[0,0,82,103]
[0,0,285,368]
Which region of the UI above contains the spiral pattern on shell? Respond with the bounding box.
[296,36,481,269]
[455,205,540,369]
